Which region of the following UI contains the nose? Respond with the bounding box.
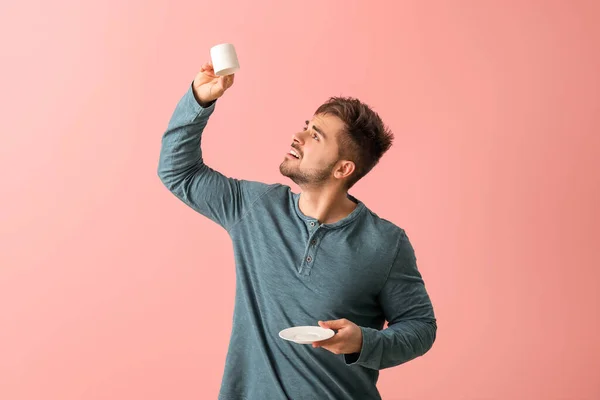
[293,125,312,143]
[291,131,304,145]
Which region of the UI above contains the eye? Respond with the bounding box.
[303,126,319,141]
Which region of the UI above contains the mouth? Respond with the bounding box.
[287,147,301,159]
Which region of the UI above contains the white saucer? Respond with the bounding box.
[278,326,335,344]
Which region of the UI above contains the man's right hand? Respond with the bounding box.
[192,62,235,107]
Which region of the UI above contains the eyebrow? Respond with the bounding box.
[305,120,327,139]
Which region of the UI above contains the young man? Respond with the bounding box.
[158,62,436,400]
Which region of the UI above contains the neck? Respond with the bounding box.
[297,185,357,225]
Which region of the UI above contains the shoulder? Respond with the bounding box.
[361,206,418,265]
[361,206,408,244]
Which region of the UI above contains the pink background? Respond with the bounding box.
[1,1,599,399]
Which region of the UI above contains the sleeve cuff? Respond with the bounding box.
[344,326,376,367]
[186,81,216,116]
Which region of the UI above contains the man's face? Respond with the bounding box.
[279,113,346,187]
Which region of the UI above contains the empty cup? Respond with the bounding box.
[210,43,240,76]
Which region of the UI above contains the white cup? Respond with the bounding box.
[210,43,240,76]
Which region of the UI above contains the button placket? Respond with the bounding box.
[301,226,322,276]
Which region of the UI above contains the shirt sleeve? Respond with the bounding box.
[158,82,274,231]
[345,229,437,370]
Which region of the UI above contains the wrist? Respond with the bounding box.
[192,87,216,108]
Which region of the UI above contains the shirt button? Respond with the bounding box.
[311,239,317,245]
[306,256,312,262]
[310,222,315,227]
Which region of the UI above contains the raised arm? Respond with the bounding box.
[158,62,273,231]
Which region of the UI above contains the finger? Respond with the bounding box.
[319,319,347,330]
[221,75,235,90]
[312,334,341,348]
[223,75,234,89]
[215,76,225,91]
[203,70,219,79]
[201,66,216,77]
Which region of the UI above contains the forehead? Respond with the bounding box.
[310,113,346,139]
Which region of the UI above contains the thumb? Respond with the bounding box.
[209,76,225,97]
[216,75,234,92]
[318,319,346,330]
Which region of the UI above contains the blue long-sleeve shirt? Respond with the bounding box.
[158,84,437,400]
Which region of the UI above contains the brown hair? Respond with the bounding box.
[314,96,394,189]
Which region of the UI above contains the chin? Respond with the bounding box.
[279,167,294,180]
[279,163,300,184]
[279,158,295,172]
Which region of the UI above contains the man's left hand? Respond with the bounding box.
[312,319,363,355]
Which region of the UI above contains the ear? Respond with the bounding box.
[334,160,355,180]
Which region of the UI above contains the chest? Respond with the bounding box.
[231,214,395,317]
